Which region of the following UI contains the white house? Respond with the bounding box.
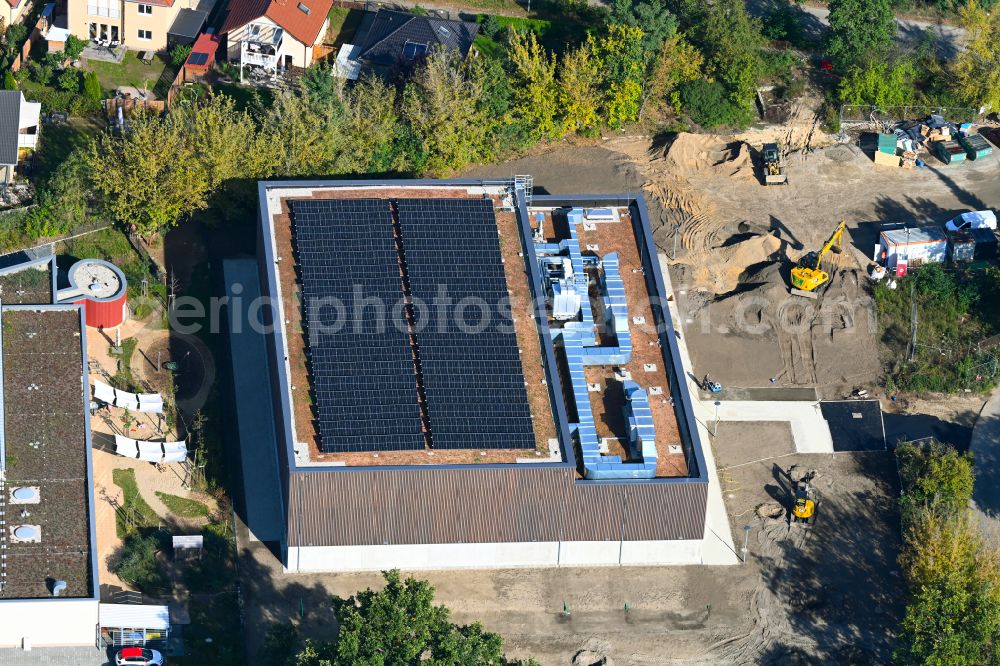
[220,0,331,78]
[0,90,40,185]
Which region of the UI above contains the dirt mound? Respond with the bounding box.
[675,233,783,294]
[665,133,755,180]
[756,502,786,520]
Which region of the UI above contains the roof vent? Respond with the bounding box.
[11,525,40,543]
[9,486,39,504]
[50,580,67,597]
[437,25,451,37]
[297,2,310,13]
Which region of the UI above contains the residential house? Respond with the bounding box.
[350,9,479,73]
[67,0,210,52]
[0,91,40,184]
[0,0,32,40]
[220,0,332,77]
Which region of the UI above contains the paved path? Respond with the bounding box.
[713,400,834,454]
[970,387,1000,531]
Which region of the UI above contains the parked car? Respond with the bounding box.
[115,647,164,666]
[945,210,997,232]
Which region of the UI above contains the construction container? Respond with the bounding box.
[958,132,992,160]
[934,140,967,164]
[877,133,897,155]
[972,227,998,260]
[878,225,948,270]
[947,229,976,263]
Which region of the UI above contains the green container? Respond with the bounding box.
[877,133,897,155]
[958,133,992,160]
[935,140,967,164]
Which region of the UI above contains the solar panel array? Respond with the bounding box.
[290,199,424,453]
[397,198,535,450]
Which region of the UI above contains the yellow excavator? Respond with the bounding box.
[791,482,817,525]
[789,220,847,298]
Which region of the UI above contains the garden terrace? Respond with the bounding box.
[1,308,92,598]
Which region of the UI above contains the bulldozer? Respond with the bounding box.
[791,482,817,525]
[763,143,787,185]
[789,220,847,298]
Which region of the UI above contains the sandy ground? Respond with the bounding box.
[469,131,1000,400]
[238,421,902,665]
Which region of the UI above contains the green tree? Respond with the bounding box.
[558,39,602,135]
[593,23,647,128]
[2,70,15,90]
[827,0,895,69]
[402,48,490,174]
[897,440,974,520]
[681,0,764,126]
[313,570,522,665]
[89,109,209,237]
[611,0,678,53]
[507,30,559,140]
[644,33,703,117]
[679,79,742,128]
[26,147,92,237]
[107,533,169,594]
[64,35,86,60]
[951,1,1000,110]
[299,61,341,106]
[838,57,918,107]
[896,509,1000,665]
[82,70,101,103]
[343,75,404,173]
[264,91,347,178]
[56,68,79,92]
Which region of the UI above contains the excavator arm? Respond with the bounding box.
[814,221,847,271]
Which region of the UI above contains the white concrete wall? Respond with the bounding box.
[0,598,98,647]
[288,539,707,572]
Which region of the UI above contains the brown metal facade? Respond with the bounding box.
[287,469,706,547]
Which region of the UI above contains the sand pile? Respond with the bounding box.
[665,133,755,180]
[675,233,783,294]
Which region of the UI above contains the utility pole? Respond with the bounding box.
[741,525,752,563]
[908,281,918,362]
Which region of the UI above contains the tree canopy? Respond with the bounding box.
[827,0,896,69]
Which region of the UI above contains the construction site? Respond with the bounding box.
[453,119,1000,663]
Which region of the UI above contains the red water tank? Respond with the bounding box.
[65,260,128,329]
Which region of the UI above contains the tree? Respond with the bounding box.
[896,509,1000,665]
[263,91,347,178]
[318,570,519,665]
[2,70,14,90]
[82,70,101,103]
[64,35,87,60]
[896,439,974,520]
[89,109,209,237]
[26,147,92,237]
[507,30,559,140]
[558,40,602,135]
[299,61,341,106]
[592,23,647,128]
[951,1,1000,111]
[342,75,404,174]
[644,33,703,117]
[56,68,80,92]
[611,0,678,54]
[827,0,895,70]
[402,48,490,174]
[688,0,765,125]
[838,57,919,107]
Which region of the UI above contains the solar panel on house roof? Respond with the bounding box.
[290,199,425,453]
[402,41,428,60]
[187,52,209,66]
[397,198,535,450]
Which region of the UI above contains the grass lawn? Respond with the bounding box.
[474,10,592,56]
[112,468,161,536]
[325,6,364,46]
[155,491,210,518]
[82,51,176,99]
[32,116,103,186]
[214,82,275,114]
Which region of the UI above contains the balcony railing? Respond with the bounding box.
[241,49,278,67]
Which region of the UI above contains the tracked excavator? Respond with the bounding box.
[789,220,847,298]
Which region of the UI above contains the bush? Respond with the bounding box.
[56,68,80,92]
[480,13,502,38]
[897,439,974,520]
[82,70,101,103]
[679,79,745,128]
[107,532,170,595]
[838,57,919,107]
[64,35,86,60]
[27,60,53,85]
[170,44,192,68]
[2,71,14,90]
[821,102,841,133]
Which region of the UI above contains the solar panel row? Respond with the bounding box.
[397,199,535,450]
[290,197,535,453]
[291,199,424,453]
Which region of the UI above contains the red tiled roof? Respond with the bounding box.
[221,0,332,46]
[186,32,219,70]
